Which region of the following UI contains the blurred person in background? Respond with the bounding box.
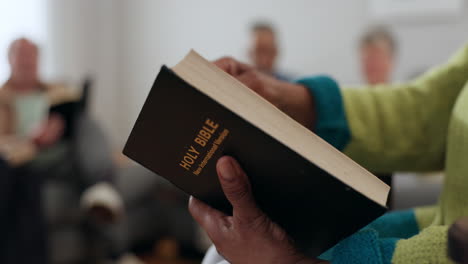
[0,38,69,158]
[0,37,71,264]
[0,38,124,264]
[359,26,398,208]
[359,26,397,85]
[0,38,207,264]
[0,37,212,264]
[249,22,291,81]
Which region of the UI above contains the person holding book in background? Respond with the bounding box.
[0,37,68,264]
[249,22,291,81]
[0,38,124,264]
[359,25,398,208]
[192,41,468,263]
[0,38,69,161]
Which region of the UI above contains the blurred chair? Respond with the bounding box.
[110,164,206,261]
[37,78,117,263]
[39,78,206,263]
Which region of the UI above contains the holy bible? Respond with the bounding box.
[123,50,390,257]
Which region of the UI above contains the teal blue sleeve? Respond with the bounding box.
[295,76,350,150]
[294,77,421,263]
[366,209,419,239]
[319,210,419,264]
[328,229,397,264]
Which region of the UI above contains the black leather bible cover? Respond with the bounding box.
[123,66,386,256]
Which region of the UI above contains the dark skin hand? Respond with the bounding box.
[189,57,326,263]
[189,156,327,264]
[213,57,316,130]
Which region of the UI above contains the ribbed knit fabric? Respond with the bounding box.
[299,43,468,263]
[203,44,468,264]
[366,209,419,239]
[319,210,418,263]
[342,44,468,174]
[343,44,468,263]
[393,226,451,263]
[330,229,397,264]
[295,76,350,150]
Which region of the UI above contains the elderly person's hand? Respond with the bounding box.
[189,156,327,264]
[32,113,65,148]
[214,58,316,129]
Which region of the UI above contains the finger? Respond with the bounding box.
[213,57,252,76]
[188,196,229,241]
[51,118,65,139]
[41,121,64,146]
[33,134,45,146]
[236,71,269,99]
[236,70,257,87]
[232,61,253,75]
[216,156,263,223]
[213,57,235,74]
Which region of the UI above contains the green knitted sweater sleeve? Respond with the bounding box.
[342,44,468,173]
[393,226,452,264]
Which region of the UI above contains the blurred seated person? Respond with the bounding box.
[249,22,291,81]
[0,38,204,263]
[0,38,74,264]
[0,38,77,165]
[359,26,397,207]
[0,38,124,264]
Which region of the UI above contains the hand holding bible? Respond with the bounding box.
[125,51,389,258]
[189,156,324,264]
[213,57,316,129]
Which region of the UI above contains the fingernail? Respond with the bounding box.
[188,196,199,209]
[219,158,238,183]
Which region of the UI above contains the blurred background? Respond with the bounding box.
[0,0,467,263]
[2,0,467,146]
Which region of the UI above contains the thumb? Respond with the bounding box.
[216,156,263,222]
